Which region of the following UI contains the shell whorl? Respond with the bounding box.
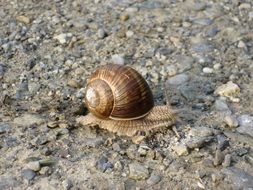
[84,64,154,120]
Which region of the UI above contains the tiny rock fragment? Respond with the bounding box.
[16,15,31,24]
[119,14,129,21]
[26,161,41,172]
[222,154,232,167]
[172,144,189,156]
[67,79,80,88]
[129,163,149,180]
[213,149,224,166]
[224,115,239,128]
[214,81,240,97]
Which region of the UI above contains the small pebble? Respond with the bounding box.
[203,67,213,74]
[214,81,240,97]
[217,134,230,151]
[224,115,238,128]
[0,123,11,134]
[119,14,129,21]
[96,156,113,172]
[54,33,73,44]
[129,163,149,180]
[172,144,189,156]
[213,63,221,70]
[39,166,52,175]
[186,136,213,149]
[221,167,253,189]
[214,99,231,113]
[147,173,161,185]
[21,169,36,180]
[111,54,125,65]
[237,115,253,137]
[62,179,73,190]
[213,149,224,166]
[167,73,190,86]
[222,154,231,167]
[189,126,214,137]
[67,79,80,88]
[16,15,30,24]
[26,161,41,172]
[138,147,148,156]
[202,159,214,168]
[237,41,246,48]
[97,28,107,39]
[126,30,134,38]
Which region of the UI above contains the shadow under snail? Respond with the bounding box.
[76,64,177,137]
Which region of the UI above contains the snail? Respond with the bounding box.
[76,64,177,137]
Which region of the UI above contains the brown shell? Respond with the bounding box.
[84,64,154,120]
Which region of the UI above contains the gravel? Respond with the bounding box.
[1,0,253,189]
[128,162,149,180]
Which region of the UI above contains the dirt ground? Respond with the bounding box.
[0,0,253,189]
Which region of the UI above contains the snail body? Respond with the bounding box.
[77,64,176,136]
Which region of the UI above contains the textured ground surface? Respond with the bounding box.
[1,0,253,189]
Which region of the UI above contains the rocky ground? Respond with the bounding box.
[1,0,253,189]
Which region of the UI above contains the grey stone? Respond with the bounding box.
[0,176,18,189]
[53,33,73,44]
[147,173,161,185]
[213,149,224,166]
[39,166,52,175]
[192,42,215,53]
[217,134,230,151]
[222,154,232,167]
[186,136,213,149]
[97,28,107,39]
[69,18,88,28]
[175,55,193,73]
[172,144,189,156]
[13,114,45,126]
[206,27,219,37]
[97,156,113,172]
[179,85,197,101]
[129,163,149,180]
[202,159,214,168]
[167,74,190,86]
[237,115,253,137]
[111,54,125,65]
[224,131,253,147]
[222,167,253,189]
[0,64,7,76]
[192,18,213,26]
[26,161,41,172]
[224,115,239,128]
[21,169,36,180]
[62,179,73,190]
[202,67,214,74]
[192,3,206,11]
[156,47,173,56]
[83,137,104,148]
[214,99,231,113]
[235,148,248,157]
[0,123,11,134]
[189,126,214,137]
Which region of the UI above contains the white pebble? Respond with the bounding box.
[213,63,221,70]
[111,54,125,65]
[203,67,214,74]
[126,30,134,38]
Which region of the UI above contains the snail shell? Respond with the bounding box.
[77,64,176,137]
[84,64,154,120]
